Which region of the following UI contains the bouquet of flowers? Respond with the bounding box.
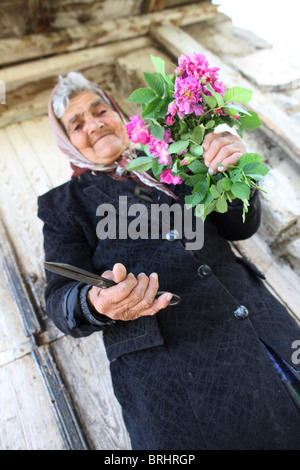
[125,53,269,221]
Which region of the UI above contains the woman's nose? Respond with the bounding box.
[86,116,103,133]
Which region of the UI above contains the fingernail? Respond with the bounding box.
[208,168,214,175]
[166,294,173,301]
[150,272,158,279]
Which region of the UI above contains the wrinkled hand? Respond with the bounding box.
[87,263,172,321]
[203,131,246,175]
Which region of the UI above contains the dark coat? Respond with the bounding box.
[38,171,300,450]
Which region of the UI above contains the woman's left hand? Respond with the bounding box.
[202,131,246,175]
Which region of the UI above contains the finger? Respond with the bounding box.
[137,291,173,318]
[203,135,233,166]
[112,263,127,283]
[122,291,173,321]
[208,144,241,174]
[97,272,138,309]
[216,152,244,172]
[202,131,231,152]
[134,272,159,310]
[121,272,151,310]
[117,271,158,312]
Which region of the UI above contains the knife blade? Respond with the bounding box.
[44,261,181,306]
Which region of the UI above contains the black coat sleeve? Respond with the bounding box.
[209,189,261,241]
[38,194,114,338]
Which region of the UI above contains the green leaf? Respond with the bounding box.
[179,120,188,134]
[244,162,270,176]
[143,72,165,96]
[203,195,217,216]
[126,156,153,172]
[127,87,156,104]
[238,111,262,130]
[244,174,265,181]
[189,144,203,157]
[223,103,251,116]
[224,86,253,104]
[194,204,205,219]
[188,160,208,174]
[141,96,162,118]
[210,184,221,199]
[185,191,205,207]
[231,181,250,200]
[221,177,232,191]
[230,168,244,183]
[168,140,189,154]
[201,93,216,108]
[190,125,203,144]
[223,106,238,117]
[237,153,262,167]
[151,157,165,179]
[205,84,225,107]
[185,174,206,186]
[149,119,165,140]
[216,193,228,213]
[151,55,166,77]
[205,120,215,129]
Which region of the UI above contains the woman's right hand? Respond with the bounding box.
[87,263,172,321]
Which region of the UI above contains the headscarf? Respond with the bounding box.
[48,80,178,199]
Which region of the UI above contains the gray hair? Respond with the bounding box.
[52,71,112,119]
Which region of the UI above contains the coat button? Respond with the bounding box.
[197,264,212,278]
[234,305,249,319]
[166,229,180,241]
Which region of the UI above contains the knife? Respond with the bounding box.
[44,261,181,306]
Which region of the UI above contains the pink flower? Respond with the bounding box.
[165,101,178,126]
[160,169,183,185]
[174,53,225,106]
[148,135,172,166]
[176,53,210,81]
[173,76,204,118]
[167,101,178,117]
[163,129,173,143]
[165,115,174,126]
[125,115,150,145]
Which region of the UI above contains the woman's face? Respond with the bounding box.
[60,90,130,164]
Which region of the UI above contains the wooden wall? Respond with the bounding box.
[0,0,211,39]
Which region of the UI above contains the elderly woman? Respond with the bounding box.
[38,71,300,450]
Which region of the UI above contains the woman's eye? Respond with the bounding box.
[74,123,82,131]
[97,109,107,117]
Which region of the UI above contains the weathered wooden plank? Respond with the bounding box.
[1,37,152,93]
[143,0,165,13]
[0,127,45,278]
[50,0,144,30]
[5,123,53,196]
[0,221,42,336]
[233,235,300,324]
[0,354,65,450]
[0,250,34,367]
[21,117,73,188]
[51,334,131,450]
[32,345,89,450]
[0,3,218,66]
[150,23,300,166]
